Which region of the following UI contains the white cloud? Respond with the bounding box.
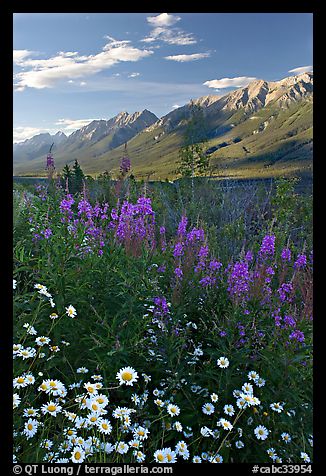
[146,13,181,27]
[128,72,140,78]
[165,52,211,62]
[203,76,257,89]
[13,37,153,90]
[288,65,313,75]
[13,126,53,143]
[55,118,98,131]
[13,49,36,64]
[141,26,197,45]
[172,104,180,109]
[80,81,87,86]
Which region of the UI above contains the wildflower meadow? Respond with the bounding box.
[12,170,313,465]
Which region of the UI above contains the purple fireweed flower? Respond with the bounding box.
[159,226,166,235]
[157,265,166,274]
[219,330,227,337]
[120,156,131,174]
[41,228,53,239]
[209,259,222,271]
[177,215,188,237]
[173,242,184,258]
[245,250,254,262]
[186,228,205,244]
[294,254,307,269]
[281,248,292,262]
[174,267,183,279]
[289,330,305,343]
[259,234,275,258]
[46,154,55,169]
[199,276,216,287]
[194,261,206,273]
[284,315,296,328]
[227,261,251,301]
[277,282,293,303]
[198,246,209,260]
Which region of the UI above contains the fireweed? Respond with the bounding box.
[13,186,312,463]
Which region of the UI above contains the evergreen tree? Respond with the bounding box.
[72,159,86,194]
[61,164,73,192]
[177,100,210,199]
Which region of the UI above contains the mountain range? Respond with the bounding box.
[13,72,313,180]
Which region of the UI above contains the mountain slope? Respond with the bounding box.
[13,73,313,179]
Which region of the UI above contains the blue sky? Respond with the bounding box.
[13,12,313,142]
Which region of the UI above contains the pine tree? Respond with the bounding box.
[177,100,210,199]
[72,159,85,194]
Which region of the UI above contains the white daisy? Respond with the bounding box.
[254,425,269,440]
[167,404,180,417]
[223,404,235,416]
[202,403,215,415]
[116,367,139,386]
[66,305,77,318]
[71,446,85,463]
[23,419,39,439]
[217,356,229,368]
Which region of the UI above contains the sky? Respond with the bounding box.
[13,12,313,143]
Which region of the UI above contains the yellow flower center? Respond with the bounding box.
[87,387,94,393]
[27,423,33,430]
[27,409,34,415]
[92,404,98,411]
[102,423,108,430]
[97,398,104,404]
[122,371,133,381]
[48,405,56,412]
[75,452,81,460]
[17,377,25,383]
[167,454,172,462]
[90,416,97,422]
[157,454,164,462]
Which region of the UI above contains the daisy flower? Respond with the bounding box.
[200,426,213,437]
[66,305,77,318]
[219,418,233,431]
[210,454,223,463]
[133,426,149,440]
[235,440,244,449]
[13,376,28,389]
[13,394,21,409]
[300,452,311,463]
[242,382,254,394]
[97,419,112,435]
[116,442,129,454]
[23,419,39,439]
[224,404,235,416]
[35,336,51,346]
[135,451,146,462]
[23,408,39,418]
[248,371,260,381]
[254,425,269,440]
[193,456,202,463]
[154,449,167,463]
[202,403,215,415]
[71,446,85,463]
[76,367,89,374]
[281,432,292,443]
[163,448,177,463]
[84,382,98,395]
[270,402,284,413]
[217,356,229,368]
[116,367,139,386]
[41,402,62,417]
[173,421,183,432]
[167,404,180,417]
[210,393,218,402]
